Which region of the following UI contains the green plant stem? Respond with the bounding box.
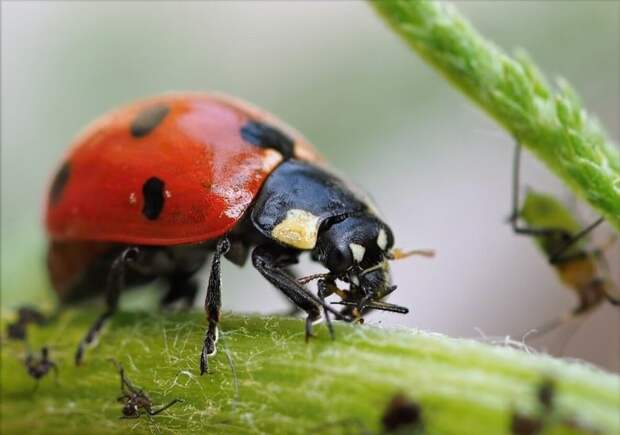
[371,0,620,233]
[1,310,619,434]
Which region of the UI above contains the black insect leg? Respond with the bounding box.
[317,278,339,340]
[75,247,140,365]
[509,142,604,265]
[148,399,182,416]
[200,238,230,375]
[252,246,349,342]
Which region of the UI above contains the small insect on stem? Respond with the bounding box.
[24,346,58,391]
[109,359,182,419]
[508,142,619,339]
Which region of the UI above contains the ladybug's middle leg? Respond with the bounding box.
[75,246,140,365]
[200,238,231,375]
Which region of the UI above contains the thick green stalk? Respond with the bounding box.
[371,0,620,233]
[2,310,619,434]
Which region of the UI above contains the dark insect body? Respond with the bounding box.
[509,143,619,336]
[24,347,58,390]
[44,93,431,374]
[110,360,181,419]
[7,307,47,340]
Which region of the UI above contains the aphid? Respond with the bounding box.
[24,346,58,389]
[44,93,432,374]
[7,306,46,340]
[508,143,619,335]
[110,359,181,419]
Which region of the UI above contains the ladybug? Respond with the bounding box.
[45,93,426,374]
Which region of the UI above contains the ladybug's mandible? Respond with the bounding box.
[45,93,417,374]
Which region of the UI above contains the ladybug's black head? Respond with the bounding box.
[313,214,397,303]
[314,214,393,273]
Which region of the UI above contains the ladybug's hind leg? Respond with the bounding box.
[75,247,140,365]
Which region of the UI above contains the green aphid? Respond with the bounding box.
[520,190,585,259]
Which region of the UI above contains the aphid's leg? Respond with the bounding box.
[74,247,140,365]
[160,273,200,310]
[147,399,182,416]
[200,238,230,375]
[525,292,602,339]
[252,246,350,342]
[317,278,339,340]
[116,362,144,397]
[508,142,603,264]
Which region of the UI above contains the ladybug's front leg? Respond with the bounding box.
[252,246,350,342]
[75,247,140,365]
[200,238,230,375]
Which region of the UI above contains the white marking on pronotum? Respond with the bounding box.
[349,243,366,263]
[261,148,284,173]
[128,192,137,205]
[271,209,321,249]
[377,228,388,250]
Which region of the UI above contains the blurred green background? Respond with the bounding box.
[2,2,619,371]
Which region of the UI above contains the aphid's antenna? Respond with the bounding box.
[387,248,435,261]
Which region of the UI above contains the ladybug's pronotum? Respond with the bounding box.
[45,93,431,374]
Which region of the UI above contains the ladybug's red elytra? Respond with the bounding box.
[45,93,423,374]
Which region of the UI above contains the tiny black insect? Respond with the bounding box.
[7,306,47,340]
[110,359,181,419]
[24,346,58,390]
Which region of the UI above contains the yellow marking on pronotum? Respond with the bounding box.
[271,209,320,250]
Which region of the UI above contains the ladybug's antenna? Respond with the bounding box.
[387,248,435,261]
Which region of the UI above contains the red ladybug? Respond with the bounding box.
[45,93,415,374]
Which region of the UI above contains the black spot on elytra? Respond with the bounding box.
[131,105,170,138]
[381,394,423,433]
[49,162,71,205]
[142,177,165,220]
[240,121,294,159]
